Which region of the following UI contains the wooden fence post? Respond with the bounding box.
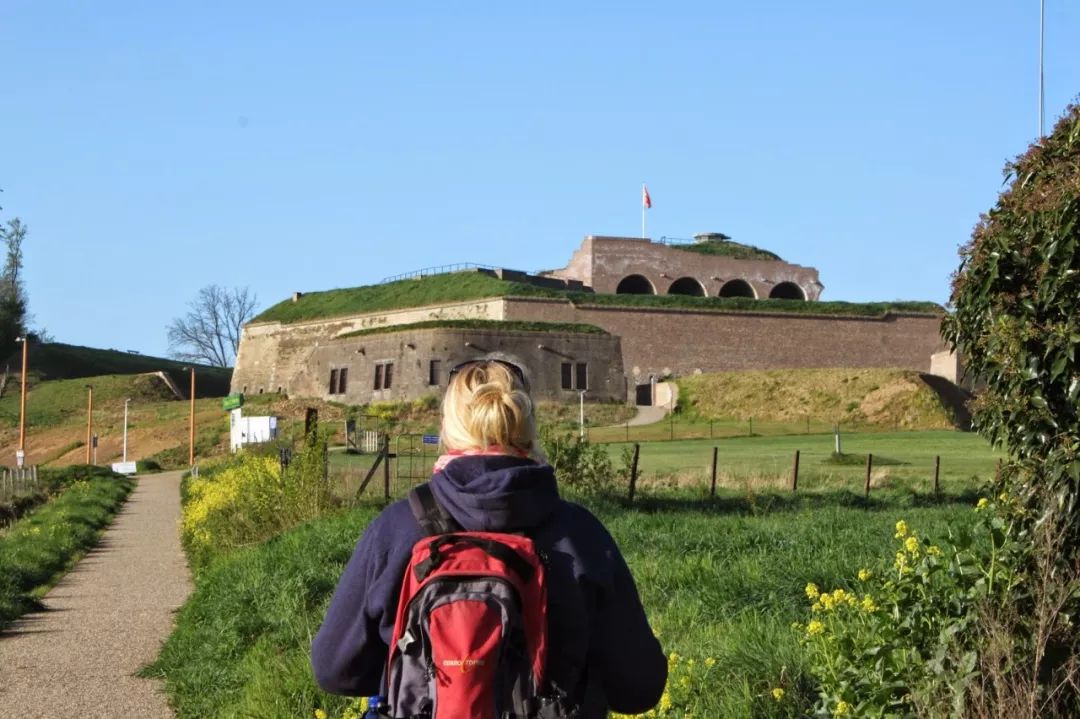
[933,455,941,494]
[864,453,874,498]
[382,434,391,501]
[627,443,640,503]
[791,450,800,492]
[710,447,718,498]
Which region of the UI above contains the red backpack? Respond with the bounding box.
[383,484,577,719]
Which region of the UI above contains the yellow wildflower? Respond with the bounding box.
[314,711,327,719]
[772,687,785,701]
[820,593,836,611]
[807,620,825,636]
[927,545,943,557]
[858,568,872,582]
[860,595,877,613]
[659,691,672,712]
[904,536,920,555]
[895,520,908,538]
[976,497,989,511]
[999,492,1009,503]
[805,582,820,600]
[834,700,851,716]
[705,656,716,667]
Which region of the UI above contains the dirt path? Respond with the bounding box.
[0,471,191,718]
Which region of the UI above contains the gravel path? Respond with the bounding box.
[0,471,191,718]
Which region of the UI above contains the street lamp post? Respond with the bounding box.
[85,384,94,465]
[123,398,131,464]
[579,390,587,440]
[186,367,196,467]
[16,336,28,467]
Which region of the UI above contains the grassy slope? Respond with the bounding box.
[0,466,134,627]
[668,239,782,261]
[339,319,608,339]
[21,342,232,397]
[677,368,959,429]
[146,480,982,718]
[252,272,942,325]
[0,373,178,429]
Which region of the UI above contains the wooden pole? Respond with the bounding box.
[189,368,196,466]
[710,446,718,498]
[85,385,93,464]
[864,453,874,497]
[628,443,640,503]
[933,455,941,494]
[18,338,28,460]
[792,450,800,492]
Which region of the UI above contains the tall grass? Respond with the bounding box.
[0,466,133,627]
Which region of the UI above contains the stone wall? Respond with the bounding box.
[287,327,625,404]
[503,297,945,386]
[544,236,824,300]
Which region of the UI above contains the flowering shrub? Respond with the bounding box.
[181,434,334,568]
[799,505,1021,717]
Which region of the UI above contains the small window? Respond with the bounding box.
[429,359,442,386]
[338,367,348,394]
[374,364,384,390]
[328,369,339,395]
[561,363,573,390]
[384,362,394,389]
[575,363,588,391]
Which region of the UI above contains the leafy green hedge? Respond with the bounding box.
[0,466,133,627]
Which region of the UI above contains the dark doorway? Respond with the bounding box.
[616,274,655,294]
[635,383,653,406]
[668,277,705,296]
[719,279,755,298]
[769,282,806,300]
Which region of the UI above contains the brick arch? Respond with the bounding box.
[718,279,757,298]
[667,277,706,296]
[616,274,656,294]
[769,281,806,300]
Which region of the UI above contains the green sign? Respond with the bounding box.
[222,393,245,411]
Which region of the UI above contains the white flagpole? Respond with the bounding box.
[641,183,646,239]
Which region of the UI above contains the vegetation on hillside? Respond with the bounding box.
[668,237,783,261]
[677,368,962,430]
[251,270,942,325]
[0,373,178,429]
[0,465,133,628]
[339,319,608,339]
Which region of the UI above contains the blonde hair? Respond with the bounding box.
[441,361,537,456]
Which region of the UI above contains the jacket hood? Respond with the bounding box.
[429,455,560,532]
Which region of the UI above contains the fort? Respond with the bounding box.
[231,234,954,405]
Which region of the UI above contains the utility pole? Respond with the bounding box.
[187,368,196,466]
[85,385,94,464]
[123,398,131,464]
[16,337,28,467]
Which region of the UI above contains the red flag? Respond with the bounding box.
[642,184,652,209]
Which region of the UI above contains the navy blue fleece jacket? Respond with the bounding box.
[311,455,667,717]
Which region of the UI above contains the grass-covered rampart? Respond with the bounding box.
[0,465,133,628]
[338,319,608,339]
[251,271,942,325]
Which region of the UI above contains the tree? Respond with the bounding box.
[167,285,258,367]
[944,103,1080,716]
[0,218,28,360]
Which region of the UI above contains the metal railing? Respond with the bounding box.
[380,263,500,284]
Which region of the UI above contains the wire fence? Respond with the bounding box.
[0,465,42,503]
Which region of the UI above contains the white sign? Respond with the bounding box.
[111,461,138,475]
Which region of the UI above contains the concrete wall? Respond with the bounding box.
[544,236,824,300]
[287,327,625,404]
[502,297,946,385]
[231,297,506,395]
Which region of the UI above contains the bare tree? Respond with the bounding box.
[167,285,258,367]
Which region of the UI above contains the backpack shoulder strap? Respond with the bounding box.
[408,483,463,536]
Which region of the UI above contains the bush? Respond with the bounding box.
[539,429,618,494]
[180,433,334,569]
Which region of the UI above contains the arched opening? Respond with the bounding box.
[667,277,706,296]
[769,282,806,300]
[718,279,756,298]
[616,274,656,294]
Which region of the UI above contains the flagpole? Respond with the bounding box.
[641,183,646,239]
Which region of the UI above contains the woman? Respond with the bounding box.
[311,359,666,717]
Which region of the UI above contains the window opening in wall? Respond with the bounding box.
[329,368,339,395]
[384,362,394,389]
[338,367,348,394]
[561,362,573,390]
[374,364,384,390]
[429,359,442,386]
[561,362,588,390]
[575,362,588,390]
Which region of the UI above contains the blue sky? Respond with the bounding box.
[2,2,1078,359]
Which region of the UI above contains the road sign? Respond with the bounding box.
[222,393,245,411]
[422,434,440,445]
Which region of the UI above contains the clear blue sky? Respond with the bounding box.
[2,2,1078,360]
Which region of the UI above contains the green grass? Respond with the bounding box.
[25,342,233,396]
[339,319,609,339]
[0,373,178,429]
[251,271,943,325]
[667,238,782,261]
[0,466,133,627]
[145,485,983,718]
